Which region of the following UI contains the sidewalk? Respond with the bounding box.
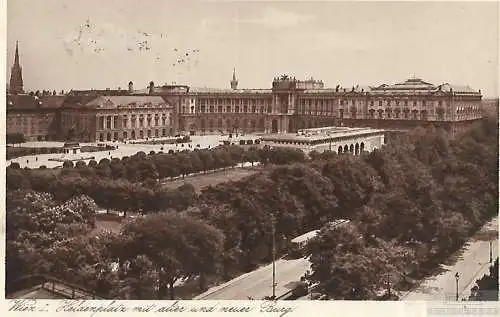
[402,217,498,301]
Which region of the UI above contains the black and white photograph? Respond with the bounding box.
[3,0,499,308]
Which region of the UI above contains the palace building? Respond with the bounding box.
[5,41,483,142]
[171,72,482,136]
[60,94,174,142]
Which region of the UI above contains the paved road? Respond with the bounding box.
[402,217,498,301]
[194,257,311,300]
[9,134,260,169]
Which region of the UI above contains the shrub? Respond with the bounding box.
[62,160,74,168]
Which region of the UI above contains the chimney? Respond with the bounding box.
[149,81,155,94]
[128,81,134,93]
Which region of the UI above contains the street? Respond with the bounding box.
[194,257,311,300]
[402,217,498,301]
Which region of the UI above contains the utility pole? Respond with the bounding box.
[489,241,493,264]
[272,214,276,299]
[455,272,460,301]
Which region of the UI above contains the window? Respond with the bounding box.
[226,106,231,112]
[370,101,374,107]
[243,105,248,113]
[235,106,240,113]
[218,105,223,112]
[252,105,256,113]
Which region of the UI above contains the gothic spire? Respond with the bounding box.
[230,68,238,90]
[14,41,20,65]
[9,41,24,94]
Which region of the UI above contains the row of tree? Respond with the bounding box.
[7,146,306,213]
[6,133,26,145]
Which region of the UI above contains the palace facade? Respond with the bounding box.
[6,42,483,141]
[60,93,174,142]
[172,73,482,136]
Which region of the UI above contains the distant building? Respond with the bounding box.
[60,94,174,142]
[6,94,65,141]
[162,73,482,136]
[5,44,483,141]
[62,142,81,155]
[261,126,385,154]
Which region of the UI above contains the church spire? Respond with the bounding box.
[230,68,238,90]
[9,41,24,94]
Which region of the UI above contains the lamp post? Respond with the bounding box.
[454,272,460,301]
[271,214,276,299]
[489,241,492,264]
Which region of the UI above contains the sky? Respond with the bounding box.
[5,0,500,97]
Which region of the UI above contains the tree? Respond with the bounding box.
[6,168,31,190]
[63,160,74,168]
[198,150,215,173]
[6,190,98,288]
[244,147,259,167]
[75,160,87,168]
[469,258,499,301]
[307,223,413,299]
[6,133,26,146]
[117,212,224,298]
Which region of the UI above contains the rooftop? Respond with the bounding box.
[189,87,272,94]
[85,95,171,108]
[6,94,67,110]
[291,230,320,244]
[261,127,385,142]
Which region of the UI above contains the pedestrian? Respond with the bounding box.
[35,157,38,161]
[27,159,29,164]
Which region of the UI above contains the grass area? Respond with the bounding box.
[93,166,262,235]
[162,166,262,193]
[7,146,63,160]
[7,145,114,160]
[81,145,116,152]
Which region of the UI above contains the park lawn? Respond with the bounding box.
[7,146,63,160]
[93,166,262,234]
[161,166,262,193]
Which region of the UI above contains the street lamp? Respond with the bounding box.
[489,241,492,264]
[454,272,460,301]
[271,214,277,299]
